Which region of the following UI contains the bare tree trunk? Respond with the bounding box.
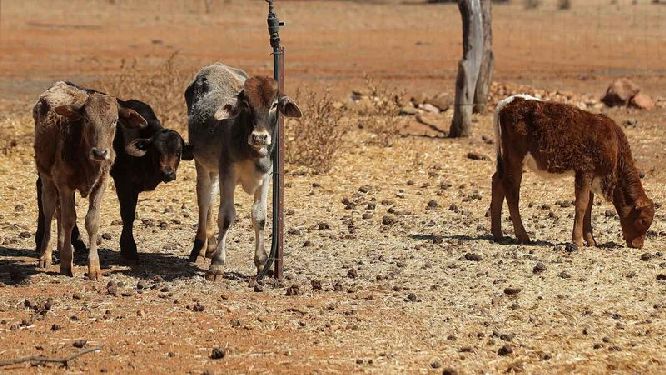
[473,0,493,114]
[450,0,483,138]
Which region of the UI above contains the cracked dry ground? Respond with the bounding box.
[1,107,665,374]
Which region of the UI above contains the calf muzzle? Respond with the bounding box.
[161,169,176,182]
[90,148,109,161]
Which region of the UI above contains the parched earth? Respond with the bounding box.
[1,1,666,374]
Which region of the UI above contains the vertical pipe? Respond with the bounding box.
[273,47,285,280]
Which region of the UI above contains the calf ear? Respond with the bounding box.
[54,105,82,121]
[278,96,302,118]
[214,95,244,121]
[125,138,151,157]
[182,142,194,161]
[118,107,148,129]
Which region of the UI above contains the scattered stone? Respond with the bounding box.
[73,340,87,348]
[467,152,489,161]
[407,293,418,302]
[101,233,112,241]
[426,200,439,210]
[464,253,483,261]
[630,93,655,110]
[51,324,61,331]
[559,271,572,279]
[347,269,358,279]
[210,348,225,360]
[640,253,653,261]
[533,262,547,274]
[497,344,513,356]
[602,78,640,107]
[442,368,459,375]
[286,284,301,296]
[430,360,441,369]
[504,287,521,296]
[362,212,373,220]
[564,243,578,253]
[358,185,372,193]
[382,215,397,226]
[317,222,331,230]
[657,274,666,281]
[311,279,323,291]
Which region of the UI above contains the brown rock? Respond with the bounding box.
[629,93,655,110]
[601,78,640,107]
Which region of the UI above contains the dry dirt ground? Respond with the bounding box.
[1,1,666,374]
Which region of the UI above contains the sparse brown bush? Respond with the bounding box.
[285,89,347,174]
[92,53,194,134]
[351,76,402,146]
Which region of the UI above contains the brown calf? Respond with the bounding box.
[490,95,654,249]
[34,81,146,279]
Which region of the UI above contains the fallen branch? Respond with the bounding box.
[0,346,101,368]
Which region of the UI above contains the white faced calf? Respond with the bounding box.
[185,64,301,279]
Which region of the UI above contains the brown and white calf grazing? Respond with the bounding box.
[185,63,301,279]
[490,95,655,249]
[34,81,146,279]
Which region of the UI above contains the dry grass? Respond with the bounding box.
[91,53,194,134]
[286,89,348,174]
[351,76,402,146]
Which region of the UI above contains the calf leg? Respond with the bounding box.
[573,174,593,248]
[35,178,44,252]
[490,170,506,241]
[57,188,76,277]
[117,185,139,261]
[204,173,219,258]
[85,175,108,280]
[502,158,530,244]
[584,192,596,247]
[253,175,270,273]
[207,172,236,281]
[190,162,213,262]
[37,177,57,268]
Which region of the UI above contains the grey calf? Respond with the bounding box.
[185,63,301,279]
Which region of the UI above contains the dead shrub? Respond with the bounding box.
[285,89,346,174]
[351,76,401,146]
[92,52,194,134]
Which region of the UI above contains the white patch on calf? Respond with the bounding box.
[522,152,574,179]
[494,94,541,157]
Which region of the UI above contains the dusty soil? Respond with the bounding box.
[1,1,665,374]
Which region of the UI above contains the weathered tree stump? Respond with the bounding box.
[473,0,494,114]
[450,0,484,138]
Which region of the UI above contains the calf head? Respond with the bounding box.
[214,76,302,157]
[126,129,189,182]
[55,93,146,162]
[618,196,655,249]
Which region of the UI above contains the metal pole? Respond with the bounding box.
[260,0,285,280]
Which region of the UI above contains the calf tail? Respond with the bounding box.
[493,94,541,177]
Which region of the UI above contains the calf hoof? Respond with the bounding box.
[585,236,597,247]
[189,239,206,262]
[205,264,224,281]
[87,265,102,281]
[254,256,268,273]
[38,257,51,269]
[60,265,74,277]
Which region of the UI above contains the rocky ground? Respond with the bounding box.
[1,0,666,374]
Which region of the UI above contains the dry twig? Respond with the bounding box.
[0,346,102,368]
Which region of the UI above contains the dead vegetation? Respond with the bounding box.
[286,89,348,174]
[92,53,194,134]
